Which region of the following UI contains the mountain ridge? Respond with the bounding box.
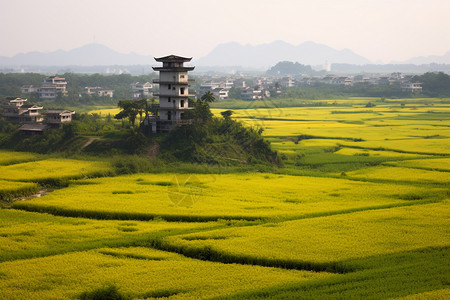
[193,41,372,67]
[1,42,449,68]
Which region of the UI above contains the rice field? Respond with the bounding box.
[383,157,450,171]
[11,173,444,221]
[344,166,450,184]
[0,150,41,165]
[0,209,215,262]
[0,180,39,202]
[0,247,330,300]
[162,201,449,268]
[0,98,449,299]
[0,158,111,182]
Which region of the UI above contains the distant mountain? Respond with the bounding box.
[194,40,372,68]
[400,51,450,64]
[0,44,154,66]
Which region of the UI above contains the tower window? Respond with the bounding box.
[168,97,171,102]
[180,87,185,95]
[168,84,171,89]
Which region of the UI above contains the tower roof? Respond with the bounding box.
[154,55,192,62]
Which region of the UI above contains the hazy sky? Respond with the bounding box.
[1,0,449,63]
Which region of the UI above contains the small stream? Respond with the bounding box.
[19,189,53,201]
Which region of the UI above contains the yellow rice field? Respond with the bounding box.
[0,158,111,182]
[0,209,214,261]
[11,173,442,220]
[0,247,331,300]
[164,201,450,264]
[344,166,450,184]
[0,150,41,165]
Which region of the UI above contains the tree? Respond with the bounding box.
[114,100,142,127]
[135,99,147,123]
[220,110,233,119]
[201,91,216,103]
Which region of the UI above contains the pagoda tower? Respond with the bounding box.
[152,55,195,132]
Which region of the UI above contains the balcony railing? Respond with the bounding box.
[152,79,195,85]
[154,93,195,98]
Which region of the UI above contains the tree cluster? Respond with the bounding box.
[412,72,450,97]
[159,93,279,166]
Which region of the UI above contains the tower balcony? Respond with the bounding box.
[152,79,195,85]
[154,92,196,98]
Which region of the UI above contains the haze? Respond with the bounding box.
[1,0,449,64]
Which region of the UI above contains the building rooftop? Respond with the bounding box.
[19,123,48,132]
[21,105,43,109]
[5,97,27,102]
[154,55,192,62]
[44,110,75,115]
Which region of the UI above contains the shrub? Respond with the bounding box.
[79,284,129,300]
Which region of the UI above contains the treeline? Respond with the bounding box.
[279,83,407,99]
[412,72,450,97]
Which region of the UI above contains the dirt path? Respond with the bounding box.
[146,143,160,159]
[80,137,101,150]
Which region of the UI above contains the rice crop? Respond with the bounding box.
[162,201,450,269]
[383,157,450,172]
[0,158,111,184]
[221,247,449,300]
[0,247,331,300]
[0,209,214,262]
[0,150,41,165]
[344,166,450,184]
[11,173,440,221]
[0,180,39,202]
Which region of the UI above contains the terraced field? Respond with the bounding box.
[11,173,444,221]
[1,97,449,299]
[0,158,111,182]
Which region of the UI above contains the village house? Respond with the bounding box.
[401,82,422,93]
[279,76,295,88]
[241,87,263,100]
[212,87,229,100]
[21,76,68,100]
[39,76,68,99]
[0,97,43,124]
[1,97,75,134]
[131,82,153,99]
[43,110,76,127]
[84,86,114,98]
[20,85,39,94]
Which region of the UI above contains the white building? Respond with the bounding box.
[37,76,68,100]
[131,82,153,99]
[212,88,229,100]
[241,87,263,100]
[0,97,43,123]
[279,77,295,88]
[21,85,39,94]
[43,110,75,126]
[84,86,114,98]
[401,82,422,93]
